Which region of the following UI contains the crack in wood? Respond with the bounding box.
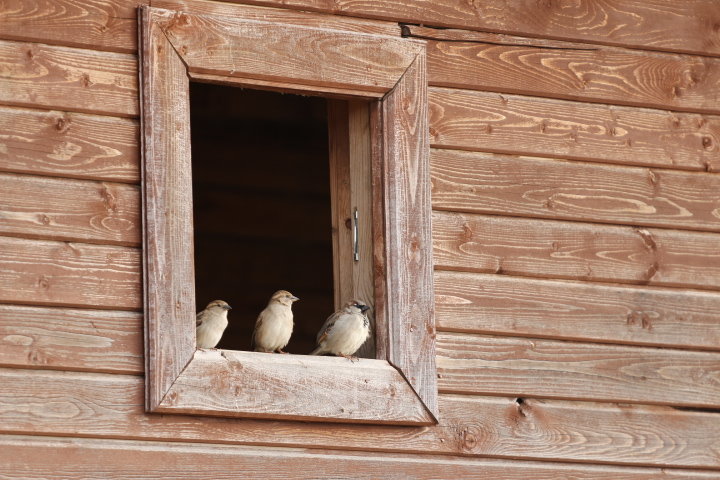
[401,24,601,51]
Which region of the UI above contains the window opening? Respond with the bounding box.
[190,83,335,355]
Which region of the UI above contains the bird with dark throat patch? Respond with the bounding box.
[310,300,370,361]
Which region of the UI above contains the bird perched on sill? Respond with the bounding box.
[196,300,232,349]
[310,300,370,360]
[253,290,299,353]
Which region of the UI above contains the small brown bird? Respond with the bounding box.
[252,290,299,353]
[310,300,370,359]
[196,300,232,349]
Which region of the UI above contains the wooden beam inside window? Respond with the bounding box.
[328,100,375,359]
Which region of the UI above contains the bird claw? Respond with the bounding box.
[276,349,289,354]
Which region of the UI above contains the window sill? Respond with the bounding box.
[157,349,434,424]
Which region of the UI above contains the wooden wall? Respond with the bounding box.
[1,0,719,478]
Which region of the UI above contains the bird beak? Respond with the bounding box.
[224,305,232,311]
[291,296,299,302]
[360,304,370,313]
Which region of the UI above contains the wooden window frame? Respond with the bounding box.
[139,6,437,425]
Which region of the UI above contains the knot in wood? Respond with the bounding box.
[28,349,46,365]
[169,12,191,28]
[100,186,118,213]
[54,115,71,133]
[80,73,92,88]
[166,391,179,405]
[460,428,478,451]
[36,275,50,290]
[702,136,713,150]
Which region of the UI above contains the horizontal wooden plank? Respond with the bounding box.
[433,211,720,290]
[430,149,720,232]
[0,305,142,374]
[0,173,140,246]
[0,40,138,117]
[0,0,141,53]
[429,88,720,172]
[418,32,720,114]
[437,332,720,408]
[3,435,719,480]
[1,369,720,469]
[0,0,400,53]
[435,271,720,351]
[159,350,433,425]
[243,0,720,57]
[0,236,141,310]
[153,0,399,36]
[156,9,421,94]
[0,105,139,182]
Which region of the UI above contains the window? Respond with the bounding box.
[140,5,436,424]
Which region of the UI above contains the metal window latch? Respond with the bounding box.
[353,208,359,262]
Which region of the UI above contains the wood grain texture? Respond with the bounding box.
[381,53,438,419]
[0,236,140,310]
[140,7,195,411]
[430,149,720,232]
[0,305,142,374]
[155,8,421,94]
[159,350,433,424]
[189,71,384,99]
[0,0,401,53]
[328,100,376,358]
[0,172,140,246]
[370,101,389,362]
[242,0,720,57]
[437,332,720,408]
[2,370,720,469]
[0,0,140,53]
[429,88,720,172]
[153,0,399,36]
[348,101,376,359]
[433,211,720,290]
[435,271,720,351]
[328,101,354,313]
[0,105,139,182]
[4,435,719,480]
[0,39,138,117]
[418,33,720,114]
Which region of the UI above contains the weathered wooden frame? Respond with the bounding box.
[140,6,436,424]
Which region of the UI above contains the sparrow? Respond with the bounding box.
[310,300,371,360]
[196,300,232,349]
[252,290,299,353]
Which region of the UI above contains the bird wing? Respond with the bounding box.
[196,310,206,327]
[316,309,342,344]
[251,309,267,348]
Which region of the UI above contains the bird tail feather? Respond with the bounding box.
[309,346,323,355]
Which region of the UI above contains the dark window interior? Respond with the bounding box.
[190,83,334,354]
